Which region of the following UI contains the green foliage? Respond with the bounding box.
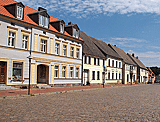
[150,67,160,76]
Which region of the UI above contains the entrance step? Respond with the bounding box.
[0,84,19,91]
[36,84,52,89]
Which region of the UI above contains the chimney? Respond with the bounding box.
[68,22,73,25]
[132,53,134,57]
[38,7,47,12]
[114,45,116,47]
[136,56,138,59]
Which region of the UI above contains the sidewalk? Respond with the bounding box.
[0,84,141,97]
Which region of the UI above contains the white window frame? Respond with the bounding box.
[55,43,59,55]
[70,47,74,58]
[76,67,79,78]
[8,31,15,47]
[39,15,49,28]
[60,24,64,33]
[22,35,28,50]
[62,66,66,78]
[70,67,73,78]
[40,39,47,53]
[17,6,23,19]
[76,48,79,59]
[63,45,67,56]
[54,66,59,78]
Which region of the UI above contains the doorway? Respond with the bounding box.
[37,64,49,84]
[83,69,89,85]
[0,61,7,84]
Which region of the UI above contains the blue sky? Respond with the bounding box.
[18,0,160,67]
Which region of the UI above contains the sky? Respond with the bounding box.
[17,0,160,67]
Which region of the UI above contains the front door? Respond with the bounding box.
[37,65,49,84]
[83,69,89,85]
[0,62,7,84]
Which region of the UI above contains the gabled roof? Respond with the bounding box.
[90,37,122,59]
[80,31,105,58]
[0,0,83,41]
[108,44,136,65]
[127,53,147,70]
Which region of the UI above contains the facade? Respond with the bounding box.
[147,67,155,83]
[127,54,148,83]
[0,0,83,86]
[80,31,105,85]
[91,38,123,84]
[108,44,137,84]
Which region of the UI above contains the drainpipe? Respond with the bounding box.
[81,42,84,86]
[28,27,32,95]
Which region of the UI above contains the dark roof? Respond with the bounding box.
[80,31,105,58]
[108,44,136,65]
[127,53,147,69]
[90,37,122,59]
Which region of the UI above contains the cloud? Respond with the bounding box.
[17,0,160,18]
[127,50,160,67]
[106,37,148,48]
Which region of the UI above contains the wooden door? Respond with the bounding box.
[37,65,48,84]
[0,62,6,84]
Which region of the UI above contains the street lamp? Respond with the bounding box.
[130,66,133,85]
[27,55,32,95]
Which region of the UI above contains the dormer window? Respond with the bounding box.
[60,24,64,33]
[17,6,23,19]
[39,15,49,28]
[73,28,79,38]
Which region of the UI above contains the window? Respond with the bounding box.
[76,48,79,59]
[73,28,79,38]
[62,66,66,78]
[97,71,100,80]
[119,62,121,68]
[60,24,64,33]
[92,71,95,80]
[63,45,67,56]
[94,58,96,65]
[108,72,110,79]
[112,60,114,67]
[12,62,23,81]
[88,56,91,64]
[108,59,110,66]
[8,31,15,47]
[84,56,87,64]
[54,66,59,78]
[103,59,105,66]
[116,73,118,79]
[70,67,74,78]
[116,61,118,67]
[40,39,47,53]
[22,35,28,50]
[70,47,74,58]
[55,43,59,55]
[119,73,121,79]
[39,15,49,28]
[112,72,114,79]
[17,6,23,19]
[76,67,79,78]
[97,58,100,65]
[127,74,129,82]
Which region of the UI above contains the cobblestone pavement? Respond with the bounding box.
[0,84,160,122]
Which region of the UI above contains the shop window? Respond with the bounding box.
[12,62,23,81]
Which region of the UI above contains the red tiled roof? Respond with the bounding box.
[0,0,83,41]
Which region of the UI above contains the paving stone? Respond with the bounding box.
[0,84,160,121]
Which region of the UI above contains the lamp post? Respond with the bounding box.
[130,67,133,85]
[27,55,32,95]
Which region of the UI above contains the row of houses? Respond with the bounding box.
[0,0,152,87]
